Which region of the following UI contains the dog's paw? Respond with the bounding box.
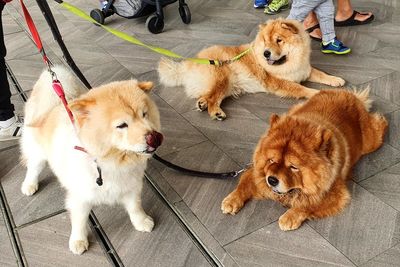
[69,239,89,255]
[21,182,38,196]
[278,211,304,231]
[197,98,208,111]
[221,193,244,215]
[133,215,154,232]
[210,110,227,121]
[328,76,345,87]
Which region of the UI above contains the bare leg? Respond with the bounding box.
[122,192,154,232]
[307,67,345,87]
[67,197,91,255]
[336,0,373,22]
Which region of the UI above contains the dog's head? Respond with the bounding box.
[253,18,310,68]
[69,80,162,158]
[253,114,336,197]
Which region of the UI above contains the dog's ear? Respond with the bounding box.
[269,113,280,126]
[69,97,96,126]
[138,81,154,92]
[281,22,299,34]
[317,128,333,156]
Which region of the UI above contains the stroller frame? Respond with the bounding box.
[90,0,191,34]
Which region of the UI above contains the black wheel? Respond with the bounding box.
[146,14,164,34]
[179,4,191,24]
[90,9,105,25]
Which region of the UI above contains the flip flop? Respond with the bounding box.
[334,10,374,27]
[306,24,322,42]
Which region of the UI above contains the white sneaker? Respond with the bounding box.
[0,116,23,141]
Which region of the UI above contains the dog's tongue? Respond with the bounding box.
[267,59,275,65]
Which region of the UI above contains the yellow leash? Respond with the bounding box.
[55,0,251,66]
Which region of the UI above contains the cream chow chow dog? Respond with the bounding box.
[20,66,163,254]
[158,18,345,120]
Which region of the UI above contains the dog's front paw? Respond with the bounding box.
[278,210,304,231]
[21,182,38,196]
[328,76,345,87]
[210,109,226,121]
[221,193,244,215]
[133,215,154,232]
[69,239,89,255]
[197,98,208,111]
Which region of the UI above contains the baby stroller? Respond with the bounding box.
[90,0,191,34]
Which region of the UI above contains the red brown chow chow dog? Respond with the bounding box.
[221,89,388,231]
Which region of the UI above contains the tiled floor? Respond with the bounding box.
[1,0,400,266]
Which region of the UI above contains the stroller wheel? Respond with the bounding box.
[146,14,164,34]
[179,4,191,24]
[90,9,105,25]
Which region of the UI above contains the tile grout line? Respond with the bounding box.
[145,173,220,267]
[6,62,28,103]
[0,183,27,266]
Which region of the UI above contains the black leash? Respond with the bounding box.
[34,0,243,179]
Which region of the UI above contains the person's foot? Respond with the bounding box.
[0,115,23,141]
[321,38,351,55]
[254,0,267,9]
[304,12,322,41]
[335,10,374,26]
[264,0,289,15]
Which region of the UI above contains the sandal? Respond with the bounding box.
[306,24,322,42]
[334,10,374,27]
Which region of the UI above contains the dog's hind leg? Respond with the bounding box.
[307,67,345,87]
[67,197,91,255]
[21,132,46,196]
[200,77,230,120]
[122,191,154,232]
[361,113,388,155]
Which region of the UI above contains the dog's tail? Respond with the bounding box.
[24,65,87,127]
[157,57,184,87]
[352,86,372,111]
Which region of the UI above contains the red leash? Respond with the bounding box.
[19,0,102,185]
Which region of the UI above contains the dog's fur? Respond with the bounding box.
[158,18,345,120]
[221,89,387,231]
[20,66,162,254]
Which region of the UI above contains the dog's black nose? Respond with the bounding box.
[264,50,271,59]
[267,176,279,187]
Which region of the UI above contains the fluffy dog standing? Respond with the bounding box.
[158,18,345,120]
[20,66,163,254]
[221,89,387,230]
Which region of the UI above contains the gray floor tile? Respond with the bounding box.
[362,71,400,106]
[0,211,18,267]
[360,162,400,211]
[225,223,355,267]
[386,110,400,151]
[308,182,400,266]
[0,146,20,178]
[1,161,65,227]
[361,243,400,267]
[4,31,38,61]
[17,212,110,267]
[93,181,211,267]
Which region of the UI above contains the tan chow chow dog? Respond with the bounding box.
[20,66,163,254]
[221,89,387,231]
[158,18,345,120]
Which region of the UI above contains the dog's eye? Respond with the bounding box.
[276,38,282,44]
[268,159,275,164]
[142,111,148,118]
[290,165,299,172]
[116,122,128,129]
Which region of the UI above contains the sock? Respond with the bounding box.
[0,116,16,129]
[322,38,335,46]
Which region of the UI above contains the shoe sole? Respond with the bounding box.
[264,4,289,14]
[321,49,351,55]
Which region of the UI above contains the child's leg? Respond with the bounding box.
[287,0,320,21]
[314,0,336,42]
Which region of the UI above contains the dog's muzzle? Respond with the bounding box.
[264,50,287,65]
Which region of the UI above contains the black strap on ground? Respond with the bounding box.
[34,0,241,179]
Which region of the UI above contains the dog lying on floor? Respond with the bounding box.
[221,89,387,230]
[158,18,345,120]
[20,66,163,254]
